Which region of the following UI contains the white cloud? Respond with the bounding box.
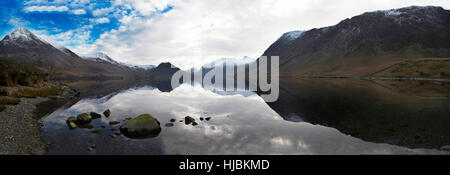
[71,9,87,15]
[33,26,92,48]
[90,17,111,24]
[92,7,113,17]
[7,17,30,26]
[24,5,69,13]
[66,0,450,69]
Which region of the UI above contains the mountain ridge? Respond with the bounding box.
[262,6,450,77]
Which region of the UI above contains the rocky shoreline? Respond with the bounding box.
[0,86,76,155]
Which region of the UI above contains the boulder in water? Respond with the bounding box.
[76,113,91,123]
[119,114,161,139]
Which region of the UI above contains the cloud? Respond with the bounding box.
[7,17,30,26]
[92,7,113,17]
[63,0,450,69]
[23,5,69,13]
[90,17,111,24]
[33,26,92,48]
[71,9,87,15]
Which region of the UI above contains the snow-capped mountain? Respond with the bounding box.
[82,52,156,70]
[132,64,156,70]
[0,28,141,78]
[201,56,256,69]
[82,52,121,65]
[279,30,304,41]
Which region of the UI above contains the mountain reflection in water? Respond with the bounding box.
[41,79,449,154]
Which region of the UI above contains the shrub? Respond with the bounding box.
[0,97,21,105]
[15,86,61,98]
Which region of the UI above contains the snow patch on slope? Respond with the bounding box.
[282,30,304,41]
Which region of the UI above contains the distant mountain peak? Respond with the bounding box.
[8,28,34,40]
[201,57,256,69]
[82,52,121,65]
[1,28,50,46]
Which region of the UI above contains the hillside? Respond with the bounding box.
[0,28,140,80]
[262,6,450,77]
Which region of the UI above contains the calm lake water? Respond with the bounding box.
[41,79,450,154]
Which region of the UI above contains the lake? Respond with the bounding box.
[41,79,450,154]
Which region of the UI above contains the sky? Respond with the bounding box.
[1,0,449,69]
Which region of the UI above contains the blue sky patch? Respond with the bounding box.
[0,0,172,48]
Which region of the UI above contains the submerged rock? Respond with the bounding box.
[119,114,161,139]
[200,117,204,121]
[165,123,174,127]
[103,109,111,117]
[109,121,120,125]
[205,117,211,121]
[170,118,176,122]
[90,129,102,133]
[90,112,102,119]
[192,122,198,126]
[78,123,94,129]
[185,116,195,125]
[76,113,91,123]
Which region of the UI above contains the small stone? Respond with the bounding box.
[205,117,211,121]
[170,119,176,122]
[115,132,121,136]
[91,145,96,149]
[88,147,93,151]
[103,109,111,117]
[110,134,116,138]
[165,123,174,127]
[101,126,106,128]
[89,129,102,134]
[90,112,102,119]
[192,122,198,126]
[109,121,120,125]
[200,117,204,121]
[67,122,77,129]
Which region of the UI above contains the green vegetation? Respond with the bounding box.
[0,59,49,87]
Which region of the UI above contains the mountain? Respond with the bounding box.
[201,57,255,69]
[262,6,450,77]
[132,65,156,70]
[0,28,138,80]
[82,52,121,65]
[149,62,181,76]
